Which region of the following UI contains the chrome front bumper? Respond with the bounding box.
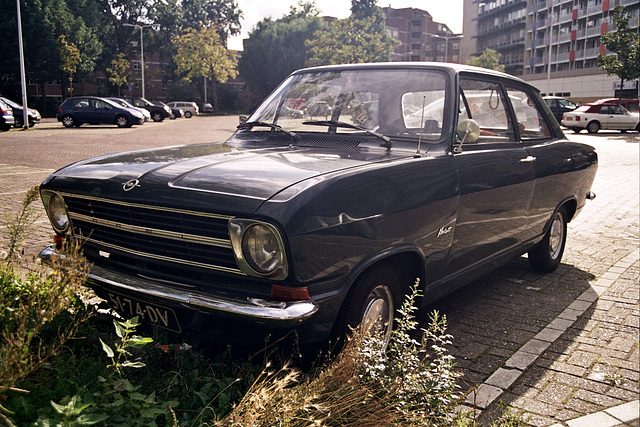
[39,246,318,327]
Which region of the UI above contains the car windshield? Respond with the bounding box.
[1,98,20,109]
[246,68,449,141]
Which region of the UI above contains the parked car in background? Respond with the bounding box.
[0,99,13,131]
[122,97,171,122]
[56,97,145,128]
[167,101,199,118]
[561,103,639,133]
[107,98,151,122]
[153,101,182,119]
[593,98,639,113]
[0,96,41,128]
[543,96,578,123]
[199,102,214,114]
[39,63,597,348]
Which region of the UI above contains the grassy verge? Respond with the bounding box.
[0,187,527,426]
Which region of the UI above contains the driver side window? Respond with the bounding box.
[459,79,514,143]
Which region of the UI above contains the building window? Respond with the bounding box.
[133,61,141,70]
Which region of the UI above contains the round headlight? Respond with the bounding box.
[47,193,69,232]
[242,224,283,275]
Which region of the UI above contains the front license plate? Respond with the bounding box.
[107,292,182,333]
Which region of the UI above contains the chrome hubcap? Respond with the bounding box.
[549,212,564,259]
[362,285,394,345]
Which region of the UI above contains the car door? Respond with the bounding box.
[606,104,632,129]
[596,105,616,130]
[505,85,566,242]
[91,99,117,124]
[446,76,535,275]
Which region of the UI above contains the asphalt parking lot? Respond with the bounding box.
[0,118,638,426]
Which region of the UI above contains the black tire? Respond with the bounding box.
[152,112,164,122]
[116,115,130,128]
[61,114,75,128]
[529,207,567,273]
[184,111,192,118]
[334,264,398,347]
[14,116,23,128]
[586,121,600,134]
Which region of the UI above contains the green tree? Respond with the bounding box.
[305,15,397,67]
[0,0,102,99]
[58,35,82,96]
[238,1,326,98]
[466,48,505,72]
[598,5,640,98]
[106,53,130,96]
[173,26,238,111]
[305,0,396,67]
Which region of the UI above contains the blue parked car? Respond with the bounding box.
[39,63,597,346]
[56,96,145,128]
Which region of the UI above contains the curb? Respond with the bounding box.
[458,249,639,421]
[549,400,639,427]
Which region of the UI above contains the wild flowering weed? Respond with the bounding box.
[217,279,464,426]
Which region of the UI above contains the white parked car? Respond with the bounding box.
[167,101,199,118]
[561,103,639,133]
[107,98,151,122]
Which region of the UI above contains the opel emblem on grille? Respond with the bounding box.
[122,179,141,192]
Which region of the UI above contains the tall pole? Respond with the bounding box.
[140,27,145,99]
[124,23,157,99]
[16,0,29,129]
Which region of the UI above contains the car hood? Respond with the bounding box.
[44,142,419,214]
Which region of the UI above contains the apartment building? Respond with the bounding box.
[383,7,463,63]
[462,0,639,102]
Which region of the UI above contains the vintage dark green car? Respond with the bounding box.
[39,63,597,344]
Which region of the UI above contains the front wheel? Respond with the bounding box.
[334,265,397,347]
[586,121,600,134]
[14,116,23,128]
[116,115,130,128]
[184,111,192,118]
[151,112,164,122]
[529,207,567,273]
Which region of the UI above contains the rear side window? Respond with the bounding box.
[72,99,90,108]
[506,87,552,140]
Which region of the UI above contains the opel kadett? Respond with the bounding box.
[40,63,598,344]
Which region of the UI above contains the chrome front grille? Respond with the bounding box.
[63,194,243,275]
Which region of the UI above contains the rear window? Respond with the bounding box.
[576,105,598,113]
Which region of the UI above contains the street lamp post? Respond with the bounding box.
[123,23,159,99]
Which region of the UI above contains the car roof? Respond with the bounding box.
[293,62,528,86]
[593,98,639,104]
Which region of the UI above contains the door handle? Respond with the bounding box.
[520,156,536,163]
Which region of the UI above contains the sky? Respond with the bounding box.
[228,0,464,51]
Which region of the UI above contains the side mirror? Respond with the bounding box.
[454,119,480,153]
[239,115,248,124]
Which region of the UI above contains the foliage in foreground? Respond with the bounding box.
[0,187,527,426]
[217,281,464,426]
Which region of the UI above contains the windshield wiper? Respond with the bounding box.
[302,120,392,149]
[237,121,298,142]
